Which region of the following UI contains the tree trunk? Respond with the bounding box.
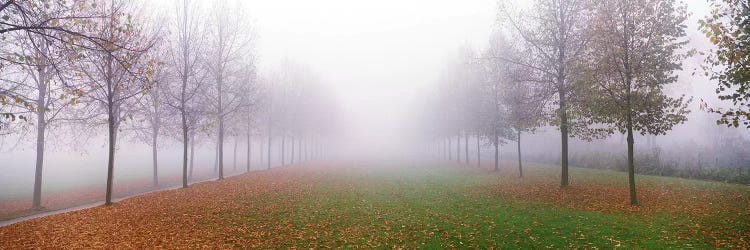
[291,136,295,164]
[180,1,190,188]
[557,13,570,186]
[464,131,469,165]
[627,113,637,205]
[233,136,238,171]
[448,137,452,161]
[247,131,253,172]
[281,134,286,166]
[32,39,49,210]
[267,134,272,170]
[217,67,224,179]
[476,134,481,167]
[180,94,188,188]
[214,135,219,173]
[517,130,523,178]
[456,133,461,163]
[559,89,569,187]
[494,137,499,172]
[189,132,195,182]
[152,126,158,187]
[32,103,45,209]
[298,136,302,163]
[218,119,225,180]
[105,109,117,206]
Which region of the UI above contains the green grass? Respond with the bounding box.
[216,163,749,248]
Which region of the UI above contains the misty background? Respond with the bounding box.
[1,0,747,203]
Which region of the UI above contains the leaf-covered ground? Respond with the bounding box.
[0,161,748,248]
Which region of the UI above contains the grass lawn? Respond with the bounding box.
[0,161,748,248]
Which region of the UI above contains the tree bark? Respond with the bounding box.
[627,112,637,205]
[32,98,46,209]
[557,8,570,187]
[281,134,286,166]
[32,37,49,210]
[517,130,523,178]
[298,136,302,163]
[464,131,469,165]
[291,136,295,164]
[623,9,637,205]
[214,135,219,173]
[494,137,499,172]
[476,134,481,167]
[152,125,158,187]
[233,136,238,171]
[448,137,452,161]
[180,0,190,189]
[247,133,251,172]
[189,132,195,182]
[218,119,225,180]
[267,134,272,170]
[180,93,188,188]
[105,108,117,206]
[260,135,264,167]
[456,133,461,163]
[559,88,569,187]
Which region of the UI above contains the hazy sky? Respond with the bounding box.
[245,0,497,147]
[243,0,718,144]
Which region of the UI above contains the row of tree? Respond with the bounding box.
[423,0,703,206]
[0,0,339,210]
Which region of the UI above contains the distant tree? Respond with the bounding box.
[435,49,477,165]
[484,33,547,177]
[582,0,691,205]
[479,44,515,172]
[130,58,169,187]
[239,63,261,172]
[497,0,596,187]
[204,0,254,179]
[699,0,750,128]
[162,0,210,187]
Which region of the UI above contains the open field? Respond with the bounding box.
[0,161,748,248]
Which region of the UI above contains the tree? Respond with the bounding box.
[239,63,261,173]
[581,0,691,205]
[204,0,254,180]
[1,4,81,209]
[75,0,159,206]
[0,0,143,121]
[0,0,160,208]
[497,0,595,187]
[130,59,168,187]
[699,0,750,128]
[484,33,547,177]
[479,41,515,172]
[162,0,210,188]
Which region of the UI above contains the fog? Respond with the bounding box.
[1,0,748,218]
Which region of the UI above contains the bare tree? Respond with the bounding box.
[2,5,80,208]
[204,0,255,180]
[75,0,159,206]
[162,0,210,188]
[484,33,547,177]
[130,59,169,187]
